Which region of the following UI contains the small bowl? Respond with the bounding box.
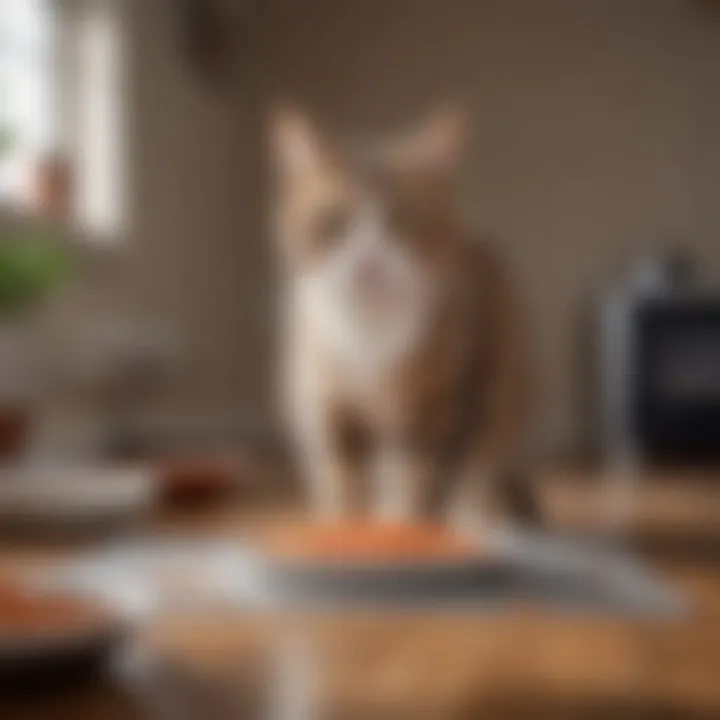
[156,455,240,506]
[0,405,31,463]
[0,583,128,693]
[0,466,155,539]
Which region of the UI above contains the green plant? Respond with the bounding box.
[0,231,72,318]
[0,125,73,319]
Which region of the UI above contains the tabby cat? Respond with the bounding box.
[270,107,536,524]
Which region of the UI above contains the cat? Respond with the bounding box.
[270,106,537,524]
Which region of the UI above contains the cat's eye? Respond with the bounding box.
[312,204,352,246]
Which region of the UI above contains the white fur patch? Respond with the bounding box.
[297,204,435,383]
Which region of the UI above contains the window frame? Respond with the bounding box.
[1,0,128,243]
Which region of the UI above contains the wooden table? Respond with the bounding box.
[1,470,719,719]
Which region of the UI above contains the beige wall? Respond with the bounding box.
[55,0,252,427]
[237,0,720,454]
[121,0,243,418]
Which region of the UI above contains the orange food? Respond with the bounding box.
[0,584,113,637]
[265,522,479,563]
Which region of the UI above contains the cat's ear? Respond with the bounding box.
[397,106,466,172]
[269,106,328,179]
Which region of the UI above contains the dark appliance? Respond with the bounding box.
[600,254,720,463]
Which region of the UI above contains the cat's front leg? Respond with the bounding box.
[446,462,496,533]
[372,441,441,520]
[295,406,367,519]
[448,460,541,532]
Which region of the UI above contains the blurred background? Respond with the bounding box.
[2,0,720,463]
[1,1,720,718]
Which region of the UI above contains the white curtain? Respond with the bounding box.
[73,0,126,239]
[0,0,55,199]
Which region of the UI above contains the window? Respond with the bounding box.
[0,0,126,240]
[0,0,54,199]
[73,0,126,238]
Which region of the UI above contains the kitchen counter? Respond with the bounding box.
[1,470,719,719]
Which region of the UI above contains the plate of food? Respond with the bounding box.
[247,521,511,605]
[0,581,127,690]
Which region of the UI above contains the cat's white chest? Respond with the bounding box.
[299,280,428,386]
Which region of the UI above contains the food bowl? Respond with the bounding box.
[0,582,127,692]
[249,521,510,606]
[0,466,154,538]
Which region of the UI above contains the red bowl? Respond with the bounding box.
[157,456,240,506]
[0,405,31,463]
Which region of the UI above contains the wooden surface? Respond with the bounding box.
[1,469,720,719]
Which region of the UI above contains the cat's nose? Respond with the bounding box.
[354,253,385,287]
